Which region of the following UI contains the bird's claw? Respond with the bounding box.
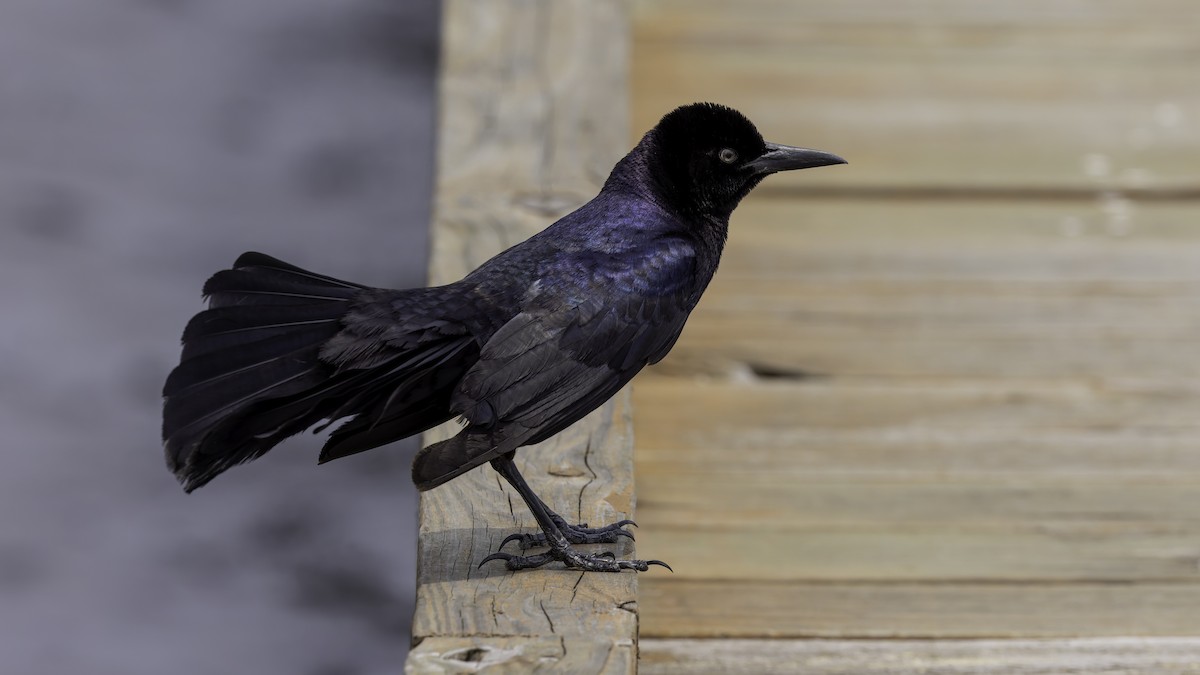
[478,547,671,573]
[500,518,637,550]
[478,551,517,569]
[500,532,532,549]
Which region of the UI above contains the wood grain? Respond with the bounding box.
[719,201,1200,282]
[639,580,1200,638]
[407,1,638,672]
[634,0,1200,192]
[409,637,634,675]
[633,380,1200,583]
[631,0,1200,652]
[635,379,1200,437]
[644,199,1200,379]
[640,638,1200,674]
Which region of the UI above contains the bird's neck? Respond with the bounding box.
[602,139,731,260]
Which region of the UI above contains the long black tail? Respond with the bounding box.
[162,252,368,491]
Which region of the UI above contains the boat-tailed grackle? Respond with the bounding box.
[162,102,845,572]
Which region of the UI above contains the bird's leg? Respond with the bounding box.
[500,491,636,550]
[479,454,669,573]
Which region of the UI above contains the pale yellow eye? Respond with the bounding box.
[718,148,738,164]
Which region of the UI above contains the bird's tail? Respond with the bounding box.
[162,252,366,492]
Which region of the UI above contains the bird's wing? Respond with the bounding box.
[410,238,698,488]
[299,284,484,463]
[462,237,698,428]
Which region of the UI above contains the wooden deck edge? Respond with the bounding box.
[407,1,636,673]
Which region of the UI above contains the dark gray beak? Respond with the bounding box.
[745,142,847,175]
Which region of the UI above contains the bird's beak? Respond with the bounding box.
[745,142,847,175]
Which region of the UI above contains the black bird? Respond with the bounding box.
[162,102,845,572]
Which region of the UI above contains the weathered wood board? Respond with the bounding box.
[634,0,1200,192]
[633,377,1200,586]
[409,636,635,675]
[639,638,1200,674]
[640,581,1200,639]
[632,203,1200,634]
[717,201,1200,282]
[630,0,1200,655]
[407,1,638,672]
[408,0,1200,668]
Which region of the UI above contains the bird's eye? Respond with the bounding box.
[718,148,738,164]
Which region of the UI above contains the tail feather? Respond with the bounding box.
[163,345,326,438]
[167,327,335,396]
[317,339,476,463]
[320,398,450,465]
[169,366,323,450]
[164,253,358,491]
[179,312,341,362]
[221,251,367,291]
[182,303,347,342]
[163,252,478,493]
[202,271,360,308]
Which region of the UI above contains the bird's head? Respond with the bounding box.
[626,102,846,221]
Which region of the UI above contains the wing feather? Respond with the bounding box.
[461,241,694,444]
[410,237,702,488]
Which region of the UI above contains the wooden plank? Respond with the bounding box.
[636,528,1200,582]
[634,0,1200,191]
[633,198,1200,379]
[627,0,1200,651]
[638,478,1200,527]
[408,1,638,670]
[719,200,1200,282]
[638,421,1200,482]
[636,377,1200,472]
[665,287,1200,377]
[657,333,1200,379]
[635,379,1200,437]
[697,278,1200,318]
[633,380,1200,612]
[639,580,1200,638]
[409,637,633,674]
[639,637,1200,675]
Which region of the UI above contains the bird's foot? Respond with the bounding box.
[479,545,670,573]
[500,515,636,550]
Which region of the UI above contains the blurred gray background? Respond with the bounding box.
[0,1,439,673]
